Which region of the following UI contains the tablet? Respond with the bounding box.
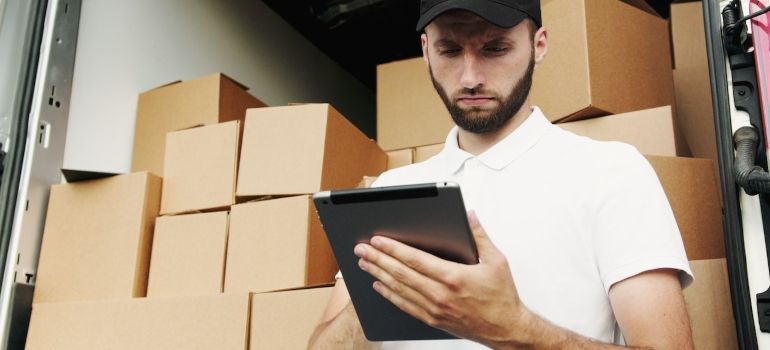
[313,182,479,341]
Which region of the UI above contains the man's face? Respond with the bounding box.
[422,12,538,134]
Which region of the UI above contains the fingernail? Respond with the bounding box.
[358,258,367,271]
[354,244,366,257]
[370,236,382,247]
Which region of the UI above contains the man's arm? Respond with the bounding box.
[307,279,380,350]
[355,211,694,349]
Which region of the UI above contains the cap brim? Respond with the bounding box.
[416,0,528,32]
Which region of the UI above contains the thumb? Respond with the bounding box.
[467,210,500,261]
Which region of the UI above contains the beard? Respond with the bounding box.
[429,52,535,134]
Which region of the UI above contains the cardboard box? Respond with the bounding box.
[414,143,444,163]
[237,104,386,197]
[160,121,240,215]
[26,293,251,349]
[34,172,161,303]
[250,286,333,349]
[683,259,738,350]
[387,148,414,170]
[358,176,379,189]
[225,195,337,293]
[559,106,690,157]
[376,58,454,151]
[646,156,724,261]
[132,73,266,177]
[531,0,675,122]
[147,211,229,297]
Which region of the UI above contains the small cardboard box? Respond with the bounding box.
[532,0,675,122]
[33,172,161,304]
[646,156,724,261]
[147,211,229,297]
[683,259,739,350]
[225,195,337,293]
[250,286,333,349]
[358,176,379,188]
[26,293,251,349]
[387,148,414,170]
[237,104,386,197]
[559,106,690,157]
[376,58,454,151]
[160,121,240,215]
[131,73,266,177]
[414,143,444,163]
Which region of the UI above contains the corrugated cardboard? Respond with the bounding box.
[532,0,675,122]
[683,259,738,350]
[225,195,337,293]
[387,148,414,170]
[414,143,444,163]
[147,211,229,297]
[671,2,710,70]
[33,172,161,304]
[250,286,333,349]
[646,156,725,260]
[26,293,251,349]
[358,176,379,188]
[132,73,266,177]
[236,104,387,197]
[160,121,240,215]
[559,106,691,156]
[377,58,454,151]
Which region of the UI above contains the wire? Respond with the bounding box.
[726,4,770,32]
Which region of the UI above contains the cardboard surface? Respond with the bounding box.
[225,195,337,293]
[559,106,690,156]
[414,143,444,163]
[250,287,333,349]
[683,259,738,350]
[147,211,229,297]
[532,0,675,122]
[161,121,240,215]
[358,176,379,188]
[386,148,414,170]
[237,104,386,197]
[377,58,454,151]
[671,2,709,70]
[26,293,251,349]
[33,172,161,303]
[131,73,266,177]
[646,156,725,261]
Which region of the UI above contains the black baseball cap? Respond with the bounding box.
[416,0,541,32]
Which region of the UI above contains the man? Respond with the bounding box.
[309,0,694,348]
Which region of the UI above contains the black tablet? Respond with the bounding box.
[313,182,479,341]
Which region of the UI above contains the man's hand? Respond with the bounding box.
[354,211,528,347]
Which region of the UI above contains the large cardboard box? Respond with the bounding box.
[531,0,675,122]
[26,293,251,349]
[377,58,453,151]
[34,172,161,304]
[646,156,724,261]
[132,73,266,177]
[387,148,414,170]
[237,104,386,197]
[250,286,333,349]
[683,259,739,350]
[225,195,337,293]
[147,211,229,297]
[559,106,690,157]
[160,121,240,215]
[414,143,444,163]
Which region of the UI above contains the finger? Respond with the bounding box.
[358,256,437,314]
[356,243,442,297]
[467,210,501,261]
[372,281,439,328]
[369,235,463,281]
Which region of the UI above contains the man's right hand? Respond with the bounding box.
[307,279,381,350]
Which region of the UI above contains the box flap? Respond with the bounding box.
[61,169,119,183]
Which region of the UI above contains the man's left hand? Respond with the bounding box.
[354,211,529,346]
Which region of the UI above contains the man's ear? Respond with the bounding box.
[421,33,430,66]
[533,27,548,66]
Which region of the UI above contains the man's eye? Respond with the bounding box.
[484,47,509,54]
[439,48,461,56]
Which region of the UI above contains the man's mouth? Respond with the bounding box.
[457,96,494,107]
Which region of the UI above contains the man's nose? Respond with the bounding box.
[460,51,486,89]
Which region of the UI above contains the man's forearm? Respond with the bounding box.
[308,302,379,350]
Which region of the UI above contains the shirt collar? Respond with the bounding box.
[438,106,553,174]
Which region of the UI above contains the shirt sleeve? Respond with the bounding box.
[590,145,693,293]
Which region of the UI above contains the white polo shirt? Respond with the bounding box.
[370,107,693,349]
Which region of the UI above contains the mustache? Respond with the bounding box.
[453,87,498,99]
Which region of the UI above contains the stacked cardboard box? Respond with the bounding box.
[28,75,386,348]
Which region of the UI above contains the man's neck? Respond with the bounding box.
[457,104,534,156]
